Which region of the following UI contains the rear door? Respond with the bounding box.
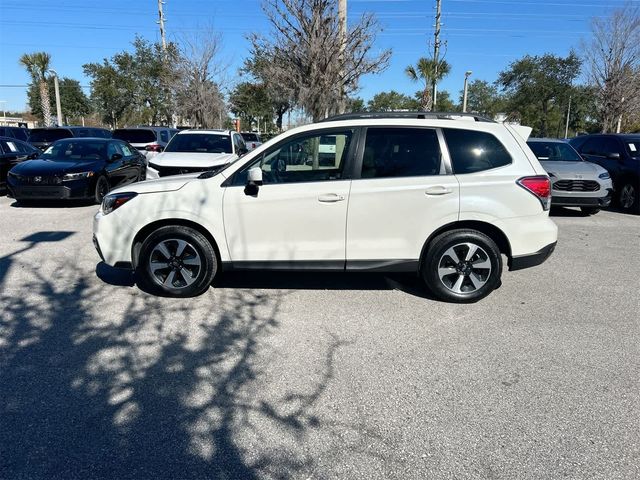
[346,127,459,268]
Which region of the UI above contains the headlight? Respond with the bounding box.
[598,172,610,180]
[8,172,25,181]
[101,192,138,215]
[63,171,95,181]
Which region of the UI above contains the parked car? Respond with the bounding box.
[7,138,145,204]
[0,126,30,142]
[93,112,557,302]
[526,138,613,215]
[240,132,263,152]
[112,126,178,163]
[569,134,640,213]
[28,127,112,151]
[0,136,40,190]
[146,129,247,179]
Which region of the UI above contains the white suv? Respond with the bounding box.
[93,113,557,303]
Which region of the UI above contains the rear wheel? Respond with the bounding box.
[580,207,600,215]
[619,182,639,214]
[136,225,218,297]
[422,229,502,303]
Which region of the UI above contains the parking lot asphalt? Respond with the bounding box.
[0,195,639,480]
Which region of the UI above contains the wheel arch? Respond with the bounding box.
[419,220,512,269]
[131,218,222,269]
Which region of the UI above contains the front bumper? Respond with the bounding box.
[509,241,557,271]
[551,189,613,208]
[8,178,94,200]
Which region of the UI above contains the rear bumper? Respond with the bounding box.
[509,241,556,271]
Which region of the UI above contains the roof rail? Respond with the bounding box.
[321,111,496,123]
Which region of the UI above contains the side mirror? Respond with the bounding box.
[110,153,123,162]
[607,152,621,160]
[244,167,263,196]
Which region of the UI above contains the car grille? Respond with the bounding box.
[553,180,600,192]
[18,175,63,185]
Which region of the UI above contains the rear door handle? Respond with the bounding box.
[318,193,345,203]
[425,186,453,196]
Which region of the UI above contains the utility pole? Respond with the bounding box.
[338,0,347,114]
[462,70,472,113]
[616,97,624,133]
[431,0,442,111]
[564,95,572,139]
[157,0,167,52]
[48,69,63,126]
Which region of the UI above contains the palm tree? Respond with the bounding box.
[19,52,52,126]
[405,57,451,111]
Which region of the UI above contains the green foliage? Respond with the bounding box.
[229,82,273,129]
[405,58,452,110]
[346,97,366,113]
[368,91,419,111]
[434,91,456,112]
[498,52,582,137]
[27,77,91,123]
[19,51,52,125]
[83,36,178,127]
[460,80,505,119]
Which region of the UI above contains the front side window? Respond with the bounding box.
[361,128,442,178]
[443,129,512,174]
[581,138,604,156]
[234,130,353,185]
[626,140,640,158]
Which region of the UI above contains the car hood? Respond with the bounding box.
[540,160,606,179]
[150,152,237,168]
[110,173,202,195]
[10,158,103,175]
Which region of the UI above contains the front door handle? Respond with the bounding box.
[318,193,345,203]
[425,186,453,196]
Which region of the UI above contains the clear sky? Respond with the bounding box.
[0,0,631,113]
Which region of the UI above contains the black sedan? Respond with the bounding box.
[1,136,40,191]
[7,138,146,204]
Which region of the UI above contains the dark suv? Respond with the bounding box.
[28,127,112,151]
[569,134,640,213]
[0,126,30,142]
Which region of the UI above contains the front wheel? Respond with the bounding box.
[581,207,600,215]
[136,225,218,297]
[619,182,640,214]
[94,175,110,204]
[422,229,502,303]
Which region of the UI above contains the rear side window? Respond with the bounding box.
[112,129,157,144]
[160,130,169,143]
[361,128,442,178]
[443,129,511,174]
[241,132,259,142]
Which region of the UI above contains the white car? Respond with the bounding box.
[93,112,558,303]
[146,129,247,179]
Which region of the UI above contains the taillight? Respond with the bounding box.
[517,176,551,211]
[145,144,163,152]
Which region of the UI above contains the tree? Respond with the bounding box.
[405,58,451,111]
[582,3,640,132]
[251,0,391,121]
[367,91,419,111]
[434,91,456,112]
[27,77,91,124]
[19,52,52,126]
[83,60,131,127]
[498,52,581,137]
[229,82,273,130]
[346,97,366,113]
[459,80,504,119]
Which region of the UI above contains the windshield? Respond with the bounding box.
[165,133,232,154]
[241,133,259,142]
[29,128,73,143]
[113,129,157,143]
[528,141,582,162]
[626,140,640,158]
[40,140,107,162]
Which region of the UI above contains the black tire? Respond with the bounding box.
[94,175,110,204]
[136,225,218,297]
[580,207,600,215]
[618,182,640,214]
[422,229,502,303]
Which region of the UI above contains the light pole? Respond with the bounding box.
[48,69,63,126]
[462,70,472,113]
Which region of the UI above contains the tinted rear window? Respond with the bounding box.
[29,128,73,142]
[0,127,29,141]
[112,129,157,143]
[443,129,512,174]
[241,133,259,141]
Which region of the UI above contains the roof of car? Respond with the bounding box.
[177,129,232,135]
[572,133,640,139]
[126,126,178,131]
[322,111,496,123]
[527,138,566,143]
[54,137,111,142]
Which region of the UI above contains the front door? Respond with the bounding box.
[222,129,356,266]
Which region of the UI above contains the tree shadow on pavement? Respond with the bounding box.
[1,249,392,479]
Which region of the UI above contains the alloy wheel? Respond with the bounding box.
[148,238,202,290]
[437,242,492,294]
[620,184,636,209]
